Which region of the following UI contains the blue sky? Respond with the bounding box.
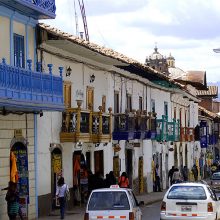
[44,0,220,82]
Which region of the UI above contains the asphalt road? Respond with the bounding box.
[141,201,161,220]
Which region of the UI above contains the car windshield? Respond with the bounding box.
[88,191,130,210]
[167,185,207,200]
[212,173,220,180]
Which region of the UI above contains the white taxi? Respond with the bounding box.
[160,182,220,220]
[84,185,143,220]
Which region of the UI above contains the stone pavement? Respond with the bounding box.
[38,190,166,220]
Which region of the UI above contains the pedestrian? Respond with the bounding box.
[172,168,182,184]
[118,172,129,188]
[192,164,198,181]
[105,171,117,187]
[108,171,116,185]
[182,166,188,181]
[94,172,105,189]
[168,166,175,186]
[154,164,162,192]
[56,177,69,219]
[5,181,23,220]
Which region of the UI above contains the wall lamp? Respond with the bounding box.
[90,74,95,83]
[66,66,72,77]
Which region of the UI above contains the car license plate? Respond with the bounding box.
[181,206,192,212]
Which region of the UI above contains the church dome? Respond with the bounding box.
[149,46,164,60]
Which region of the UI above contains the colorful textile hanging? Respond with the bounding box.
[10,152,18,183]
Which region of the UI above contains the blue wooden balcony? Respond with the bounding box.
[209,134,218,145]
[0,0,56,19]
[156,115,168,141]
[167,119,180,142]
[0,58,64,112]
[112,112,135,140]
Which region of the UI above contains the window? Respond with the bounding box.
[88,191,130,210]
[126,94,132,112]
[114,91,119,113]
[14,34,25,68]
[139,96,143,111]
[151,99,155,113]
[63,81,71,108]
[164,102,168,116]
[167,186,207,200]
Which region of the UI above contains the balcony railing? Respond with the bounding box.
[186,127,195,142]
[156,116,180,142]
[60,102,112,143]
[112,111,157,141]
[0,0,56,19]
[0,58,63,111]
[180,127,186,142]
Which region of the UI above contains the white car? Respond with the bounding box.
[160,182,220,220]
[84,185,143,220]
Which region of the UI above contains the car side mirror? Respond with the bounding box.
[138,201,145,206]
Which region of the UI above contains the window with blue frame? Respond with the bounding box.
[14,34,25,68]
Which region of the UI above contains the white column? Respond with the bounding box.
[143,139,153,192]
[183,143,186,166]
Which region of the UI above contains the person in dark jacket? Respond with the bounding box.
[104,171,117,187]
[168,166,175,186]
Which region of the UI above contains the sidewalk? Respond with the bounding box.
[38,190,166,220]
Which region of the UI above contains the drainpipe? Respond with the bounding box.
[34,114,38,218]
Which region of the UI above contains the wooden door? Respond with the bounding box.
[94,150,104,176]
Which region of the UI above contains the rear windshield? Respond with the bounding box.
[88,191,130,210]
[167,186,207,200]
[212,173,220,180]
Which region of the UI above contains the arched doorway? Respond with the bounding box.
[51,147,62,208]
[11,141,29,218]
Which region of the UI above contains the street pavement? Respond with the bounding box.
[38,190,166,220]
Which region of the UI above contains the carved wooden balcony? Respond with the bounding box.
[180,127,186,142]
[0,0,56,19]
[60,103,112,143]
[186,127,195,142]
[112,111,136,140]
[0,58,63,112]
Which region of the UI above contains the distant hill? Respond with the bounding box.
[208,82,220,101]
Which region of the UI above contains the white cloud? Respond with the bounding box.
[43,0,220,82]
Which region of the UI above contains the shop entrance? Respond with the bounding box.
[11,142,29,219]
[51,147,62,208]
[73,151,88,205]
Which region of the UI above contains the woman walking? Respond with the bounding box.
[56,177,69,219]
